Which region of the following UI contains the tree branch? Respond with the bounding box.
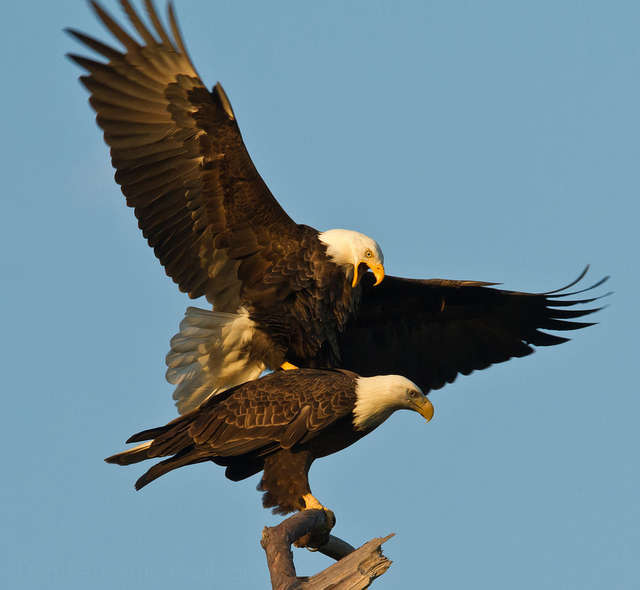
[260,510,393,590]
[309,534,356,561]
[301,534,394,589]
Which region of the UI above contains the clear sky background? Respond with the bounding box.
[1,1,637,588]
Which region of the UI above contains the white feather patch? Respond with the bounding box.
[166,307,265,414]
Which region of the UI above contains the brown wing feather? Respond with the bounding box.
[105,369,357,488]
[339,268,609,393]
[192,369,356,455]
[67,1,301,307]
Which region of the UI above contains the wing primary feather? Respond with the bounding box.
[79,77,167,113]
[541,265,590,294]
[527,331,571,346]
[65,28,124,60]
[119,0,158,45]
[544,294,611,307]
[538,319,597,331]
[126,425,169,443]
[68,54,167,103]
[167,2,199,76]
[143,0,175,48]
[549,276,610,298]
[90,0,141,52]
[89,97,170,123]
[546,306,604,319]
[66,53,105,72]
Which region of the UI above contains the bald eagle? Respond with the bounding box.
[68,1,608,414]
[106,369,434,514]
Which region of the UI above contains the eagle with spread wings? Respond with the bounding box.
[68,0,607,414]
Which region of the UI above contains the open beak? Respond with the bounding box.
[369,263,385,286]
[412,396,434,422]
[352,261,385,288]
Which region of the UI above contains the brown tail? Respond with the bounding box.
[133,448,208,490]
[105,416,201,489]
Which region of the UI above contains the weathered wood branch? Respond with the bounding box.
[310,534,356,561]
[260,509,393,590]
[301,534,394,589]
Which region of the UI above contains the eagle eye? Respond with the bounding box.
[365,249,373,258]
[408,389,418,398]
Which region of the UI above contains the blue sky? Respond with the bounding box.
[1,1,637,588]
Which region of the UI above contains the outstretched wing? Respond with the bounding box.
[339,267,609,392]
[67,0,301,309]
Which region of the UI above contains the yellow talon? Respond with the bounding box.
[281,362,298,371]
[302,493,326,511]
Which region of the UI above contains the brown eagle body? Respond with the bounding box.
[68,1,608,415]
[105,369,434,514]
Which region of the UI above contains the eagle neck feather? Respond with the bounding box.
[352,375,406,431]
[318,229,356,269]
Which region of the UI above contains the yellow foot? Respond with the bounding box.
[302,493,326,511]
[294,496,336,549]
[300,493,336,533]
[281,361,299,371]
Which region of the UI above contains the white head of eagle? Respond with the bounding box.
[353,374,433,430]
[319,229,385,287]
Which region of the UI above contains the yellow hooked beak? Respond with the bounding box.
[352,261,386,288]
[412,396,434,422]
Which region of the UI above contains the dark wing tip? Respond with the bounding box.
[542,265,590,294]
[532,267,610,345]
[64,27,91,43]
[65,52,96,71]
[527,331,572,347]
[126,433,145,444]
[65,26,124,60]
[543,267,610,298]
[65,51,81,65]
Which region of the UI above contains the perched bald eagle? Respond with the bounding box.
[68,1,608,414]
[106,369,434,514]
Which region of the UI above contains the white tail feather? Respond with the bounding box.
[166,307,265,414]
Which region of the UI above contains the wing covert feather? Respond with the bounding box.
[185,370,356,456]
